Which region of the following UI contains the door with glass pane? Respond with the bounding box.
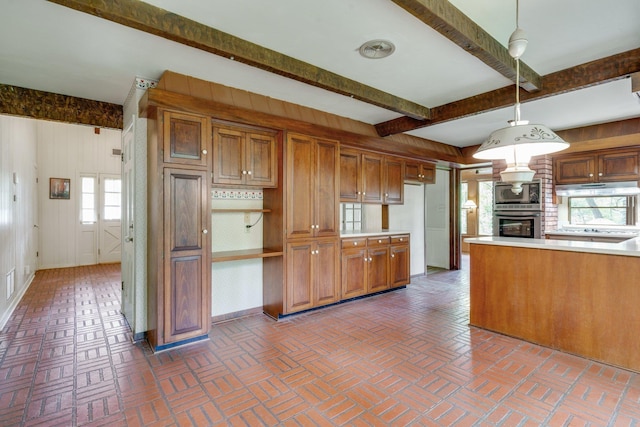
[78,174,98,265]
[99,174,122,263]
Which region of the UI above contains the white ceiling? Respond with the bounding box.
[1,0,639,150]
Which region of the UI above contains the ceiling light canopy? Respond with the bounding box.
[358,40,395,59]
[474,0,568,194]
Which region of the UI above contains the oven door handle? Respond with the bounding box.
[495,212,541,217]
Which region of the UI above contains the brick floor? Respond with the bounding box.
[0,262,638,426]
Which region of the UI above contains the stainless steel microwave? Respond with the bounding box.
[494,180,541,211]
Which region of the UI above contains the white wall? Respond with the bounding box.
[36,121,121,269]
[425,168,450,269]
[211,192,265,317]
[389,184,426,276]
[0,115,38,329]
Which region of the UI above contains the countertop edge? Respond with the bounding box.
[464,236,640,257]
[340,230,411,238]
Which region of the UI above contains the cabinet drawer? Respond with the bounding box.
[367,236,390,246]
[390,235,409,244]
[341,238,367,248]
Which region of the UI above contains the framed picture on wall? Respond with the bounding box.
[49,178,70,199]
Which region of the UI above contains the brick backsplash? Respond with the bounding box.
[492,155,557,235]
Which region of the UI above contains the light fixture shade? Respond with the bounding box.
[508,27,528,59]
[473,123,569,161]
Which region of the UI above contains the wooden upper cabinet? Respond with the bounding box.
[554,155,596,184]
[212,124,277,188]
[384,158,404,205]
[286,133,339,239]
[554,149,640,184]
[362,154,384,203]
[163,111,209,167]
[405,161,436,184]
[339,149,383,203]
[598,151,639,182]
[339,149,361,202]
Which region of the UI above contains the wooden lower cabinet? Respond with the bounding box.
[285,238,340,314]
[341,234,409,300]
[390,237,410,288]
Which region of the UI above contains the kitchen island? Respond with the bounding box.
[466,236,640,372]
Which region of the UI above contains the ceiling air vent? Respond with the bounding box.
[358,40,395,59]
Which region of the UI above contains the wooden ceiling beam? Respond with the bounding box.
[390,0,541,92]
[376,48,640,136]
[47,0,431,120]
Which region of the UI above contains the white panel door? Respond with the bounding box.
[121,122,134,322]
[77,174,97,265]
[99,174,121,263]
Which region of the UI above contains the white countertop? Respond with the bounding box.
[545,230,639,238]
[465,236,640,257]
[340,230,410,238]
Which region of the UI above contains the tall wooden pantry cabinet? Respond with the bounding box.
[146,109,212,351]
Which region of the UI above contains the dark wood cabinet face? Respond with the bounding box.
[554,149,640,185]
[163,167,209,344]
[390,244,410,287]
[314,139,339,237]
[314,240,339,306]
[341,248,367,299]
[362,154,383,203]
[164,111,208,167]
[169,255,203,336]
[598,151,639,182]
[367,247,389,292]
[555,156,596,184]
[286,134,315,239]
[286,241,313,312]
[213,126,277,187]
[384,158,404,204]
[339,150,360,202]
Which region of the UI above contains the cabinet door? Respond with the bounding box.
[246,132,277,187]
[340,149,361,202]
[164,168,210,343]
[286,241,314,313]
[390,244,410,287]
[367,246,389,293]
[362,154,384,203]
[404,161,422,183]
[421,163,436,184]
[212,127,244,185]
[286,134,315,239]
[598,151,639,182]
[554,156,596,184]
[314,239,340,306]
[384,158,404,204]
[341,247,367,299]
[314,138,339,237]
[163,111,209,167]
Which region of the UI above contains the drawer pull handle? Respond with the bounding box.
[202,149,208,155]
[203,229,208,234]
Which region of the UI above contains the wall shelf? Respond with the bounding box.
[211,209,271,213]
[212,248,283,263]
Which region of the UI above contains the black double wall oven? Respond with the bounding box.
[493,180,542,239]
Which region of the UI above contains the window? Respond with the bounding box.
[478,180,494,235]
[342,203,363,231]
[80,176,96,224]
[461,182,469,234]
[103,178,122,221]
[569,196,636,226]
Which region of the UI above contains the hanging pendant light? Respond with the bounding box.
[473,0,569,194]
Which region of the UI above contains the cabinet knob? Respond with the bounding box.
[248,171,252,175]
[391,254,395,258]
[354,242,358,246]
[357,191,361,195]
[589,173,594,177]
[378,239,382,243]
[362,192,366,196]
[202,149,207,155]
[598,172,603,177]
[369,257,373,262]
[242,170,247,175]
[385,193,388,197]
[203,229,208,234]
[399,238,403,241]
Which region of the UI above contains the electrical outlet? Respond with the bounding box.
[244,212,251,224]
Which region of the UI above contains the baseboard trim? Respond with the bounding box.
[211,306,263,324]
[0,272,35,331]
